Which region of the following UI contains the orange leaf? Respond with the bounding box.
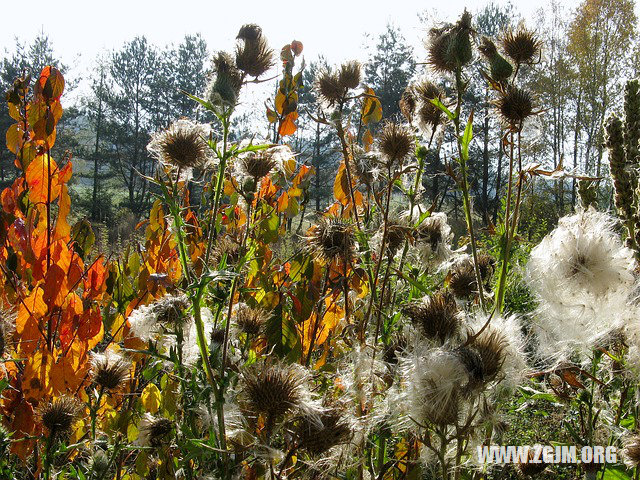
[278,111,298,137]
[333,162,350,205]
[25,154,60,205]
[35,66,65,103]
[10,400,36,461]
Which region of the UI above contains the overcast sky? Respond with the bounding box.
[0,0,589,76]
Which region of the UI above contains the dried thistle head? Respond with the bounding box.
[338,60,361,90]
[496,87,535,127]
[306,217,356,264]
[90,350,130,391]
[235,303,269,336]
[153,294,190,326]
[427,10,473,73]
[502,26,541,65]
[414,80,445,130]
[517,448,548,476]
[208,51,244,107]
[470,328,508,383]
[211,327,226,346]
[624,435,640,468]
[402,291,460,344]
[384,221,411,257]
[448,260,477,299]
[239,150,277,180]
[210,235,241,267]
[454,345,485,387]
[40,397,80,440]
[147,119,210,170]
[295,408,352,455]
[378,122,414,167]
[242,363,303,422]
[317,69,345,106]
[235,24,274,78]
[138,414,174,447]
[399,86,417,123]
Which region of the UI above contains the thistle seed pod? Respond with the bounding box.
[378,122,414,167]
[208,51,244,107]
[414,80,446,131]
[399,86,417,123]
[496,87,534,127]
[516,448,547,476]
[402,291,460,344]
[138,415,174,447]
[317,69,345,106]
[338,60,361,90]
[239,150,277,180]
[479,37,513,83]
[235,24,274,78]
[235,304,269,336]
[147,119,211,170]
[295,409,352,455]
[242,363,303,423]
[40,397,80,440]
[306,217,356,263]
[454,345,484,387]
[470,328,508,383]
[623,435,640,468]
[502,26,541,65]
[427,10,473,73]
[91,350,130,391]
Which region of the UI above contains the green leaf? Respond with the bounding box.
[461,110,474,162]
[602,466,632,480]
[430,97,455,121]
[265,303,297,357]
[414,210,431,228]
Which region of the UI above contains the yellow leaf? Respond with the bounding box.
[361,87,382,125]
[141,383,161,414]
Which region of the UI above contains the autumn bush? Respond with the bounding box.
[3,13,640,480]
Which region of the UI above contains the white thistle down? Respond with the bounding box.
[526,207,636,360]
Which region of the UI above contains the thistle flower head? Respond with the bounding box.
[89,450,111,477]
[623,435,640,468]
[207,51,244,107]
[399,86,417,123]
[242,362,305,422]
[517,447,548,476]
[402,291,460,344]
[316,69,345,107]
[527,208,636,359]
[239,149,277,180]
[128,294,190,342]
[294,408,352,455]
[90,349,130,391]
[479,37,513,82]
[138,414,174,447]
[502,26,541,65]
[352,148,382,186]
[306,217,356,264]
[40,397,80,440]
[427,10,473,74]
[235,24,274,78]
[454,345,485,387]
[410,211,454,266]
[210,235,241,267]
[378,122,414,167]
[448,254,495,299]
[338,60,361,90]
[147,119,211,171]
[414,80,446,131]
[468,328,507,383]
[235,303,269,336]
[496,87,534,128]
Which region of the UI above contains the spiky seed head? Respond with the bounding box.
[239,150,277,180]
[235,304,268,336]
[317,70,345,106]
[517,448,547,476]
[306,217,356,263]
[496,87,534,127]
[40,397,80,440]
[139,415,174,447]
[402,291,460,344]
[414,81,445,130]
[295,409,352,455]
[448,260,477,299]
[91,350,130,391]
[427,387,460,426]
[454,345,485,387]
[624,436,640,467]
[399,86,417,122]
[147,119,210,170]
[211,328,226,346]
[471,328,508,382]
[427,10,473,73]
[502,26,541,65]
[378,122,414,166]
[207,51,244,107]
[417,217,444,251]
[385,221,411,257]
[243,363,302,420]
[154,294,190,326]
[210,235,241,267]
[383,333,408,365]
[477,254,496,282]
[338,60,361,90]
[235,24,274,78]
[479,37,513,82]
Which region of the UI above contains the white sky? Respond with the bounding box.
[0,0,588,82]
